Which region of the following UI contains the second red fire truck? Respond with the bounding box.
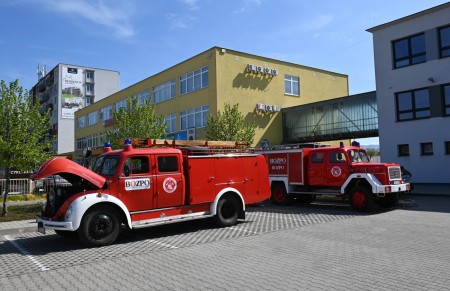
[259,142,410,211]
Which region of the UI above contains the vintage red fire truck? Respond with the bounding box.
[33,139,271,247]
[259,142,410,211]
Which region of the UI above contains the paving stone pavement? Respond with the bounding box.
[0,195,449,290]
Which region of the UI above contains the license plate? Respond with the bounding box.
[392,181,400,185]
[37,222,46,234]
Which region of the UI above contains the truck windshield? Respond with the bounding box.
[92,155,121,176]
[347,150,370,163]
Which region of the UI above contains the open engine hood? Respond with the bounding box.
[32,157,106,189]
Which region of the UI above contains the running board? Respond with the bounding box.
[132,212,213,229]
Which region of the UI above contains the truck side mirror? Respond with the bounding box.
[123,165,130,177]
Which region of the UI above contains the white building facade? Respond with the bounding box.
[32,64,120,155]
[368,3,450,183]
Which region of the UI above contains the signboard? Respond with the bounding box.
[61,66,84,119]
[187,128,195,140]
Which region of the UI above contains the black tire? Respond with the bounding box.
[54,229,77,238]
[77,206,120,247]
[378,193,399,208]
[214,195,240,227]
[271,183,291,206]
[297,194,316,204]
[349,186,374,212]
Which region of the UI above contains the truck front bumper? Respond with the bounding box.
[376,183,410,196]
[36,216,74,234]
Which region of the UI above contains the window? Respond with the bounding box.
[398,144,409,156]
[121,157,149,175]
[86,83,94,94]
[329,152,347,163]
[420,142,433,156]
[396,88,430,121]
[439,25,450,58]
[443,85,450,116]
[285,75,299,96]
[165,113,176,133]
[132,90,150,106]
[180,105,209,130]
[180,66,208,95]
[393,33,426,68]
[77,116,86,129]
[445,141,450,155]
[311,152,324,163]
[115,99,127,112]
[87,111,98,126]
[153,80,176,104]
[158,156,179,172]
[86,70,94,80]
[100,105,113,121]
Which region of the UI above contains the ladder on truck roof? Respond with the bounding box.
[120,138,250,148]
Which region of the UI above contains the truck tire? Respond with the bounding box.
[378,193,399,208]
[77,206,120,247]
[297,194,316,204]
[214,195,239,227]
[350,186,373,212]
[271,183,291,206]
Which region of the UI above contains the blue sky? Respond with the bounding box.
[1,0,448,145]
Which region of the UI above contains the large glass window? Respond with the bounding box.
[77,116,86,129]
[87,111,98,126]
[180,105,209,130]
[443,84,450,116]
[396,88,430,121]
[115,99,127,112]
[165,113,176,133]
[180,66,208,95]
[100,105,113,121]
[153,80,176,104]
[393,33,426,68]
[131,90,150,106]
[285,75,299,96]
[439,25,450,58]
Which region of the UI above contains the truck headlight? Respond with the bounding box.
[65,205,73,220]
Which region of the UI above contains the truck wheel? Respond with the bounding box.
[77,207,120,247]
[297,194,316,204]
[271,184,291,206]
[378,193,399,208]
[214,195,239,227]
[350,186,373,212]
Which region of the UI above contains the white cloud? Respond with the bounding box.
[179,0,200,10]
[28,0,136,38]
[234,0,263,13]
[165,13,198,30]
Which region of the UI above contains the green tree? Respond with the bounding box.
[105,97,166,148]
[0,80,52,216]
[206,103,255,144]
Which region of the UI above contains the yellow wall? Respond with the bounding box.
[74,46,348,158]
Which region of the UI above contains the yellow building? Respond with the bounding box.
[74,47,348,162]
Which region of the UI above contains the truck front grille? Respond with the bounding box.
[388,166,401,180]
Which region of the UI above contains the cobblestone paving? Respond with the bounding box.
[0,202,362,278]
[0,196,448,290]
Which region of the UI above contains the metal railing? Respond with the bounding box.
[0,179,33,196]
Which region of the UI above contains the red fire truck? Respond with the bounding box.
[33,139,271,247]
[259,142,410,211]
